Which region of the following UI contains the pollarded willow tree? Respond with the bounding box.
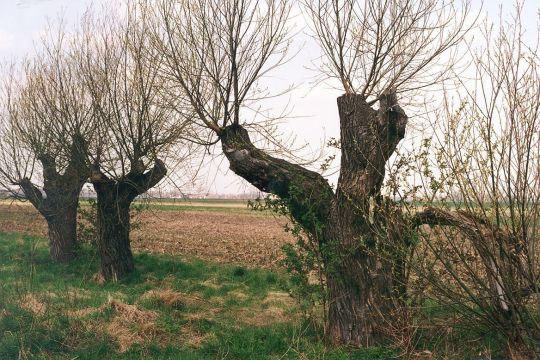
[77,6,192,280]
[0,31,95,262]
[151,0,473,346]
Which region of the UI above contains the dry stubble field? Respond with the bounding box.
[0,199,294,268]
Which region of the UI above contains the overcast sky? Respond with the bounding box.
[0,0,538,195]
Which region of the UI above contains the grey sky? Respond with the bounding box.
[0,0,538,195]
[0,1,94,58]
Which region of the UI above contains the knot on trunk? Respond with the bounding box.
[219,124,254,152]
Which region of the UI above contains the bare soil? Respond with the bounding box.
[0,201,294,268]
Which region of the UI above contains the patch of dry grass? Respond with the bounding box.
[202,277,222,289]
[63,297,161,352]
[66,307,100,318]
[102,298,159,352]
[263,291,295,307]
[224,291,297,327]
[18,294,46,316]
[180,323,216,348]
[141,288,204,308]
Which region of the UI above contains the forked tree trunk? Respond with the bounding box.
[323,93,407,345]
[18,135,89,263]
[91,159,166,281]
[220,92,407,347]
[20,175,84,263]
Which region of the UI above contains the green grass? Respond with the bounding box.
[0,232,394,359]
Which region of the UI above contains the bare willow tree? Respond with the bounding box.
[77,6,191,280]
[0,29,95,262]
[412,4,540,356]
[150,0,473,346]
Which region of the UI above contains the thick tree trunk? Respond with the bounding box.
[325,264,394,345]
[324,200,398,346]
[220,91,407,347]
[91,159,166,281]
[20,178,83,263]
[45,201,78,262]
[17,135,89,263]
[324,93,407,346]
[95,186,134,281]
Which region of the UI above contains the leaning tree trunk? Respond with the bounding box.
[220,91,407,347]
[91,160,167,281]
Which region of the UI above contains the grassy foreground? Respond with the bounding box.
[0,232,393,359]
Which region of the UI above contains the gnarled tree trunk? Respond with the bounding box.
[91,159,166,281]
[18,136,88,263]
[323,93,407,345]
[220,92,408,346]
[20,180,82,262]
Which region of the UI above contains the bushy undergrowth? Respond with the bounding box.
[249,194,533,359]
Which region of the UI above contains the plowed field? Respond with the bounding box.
[0,200,294,268]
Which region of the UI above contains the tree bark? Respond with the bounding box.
[19,180,82,262]
[17,134,89,262]
[220,91,408,347]
[45,201,78,262]
[91,159,166,281]
[324,93,407,346]
[95,186,134,281]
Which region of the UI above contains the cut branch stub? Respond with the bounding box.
[39,154,60,194]
[337,92,407,201]
[378,89,408,156]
